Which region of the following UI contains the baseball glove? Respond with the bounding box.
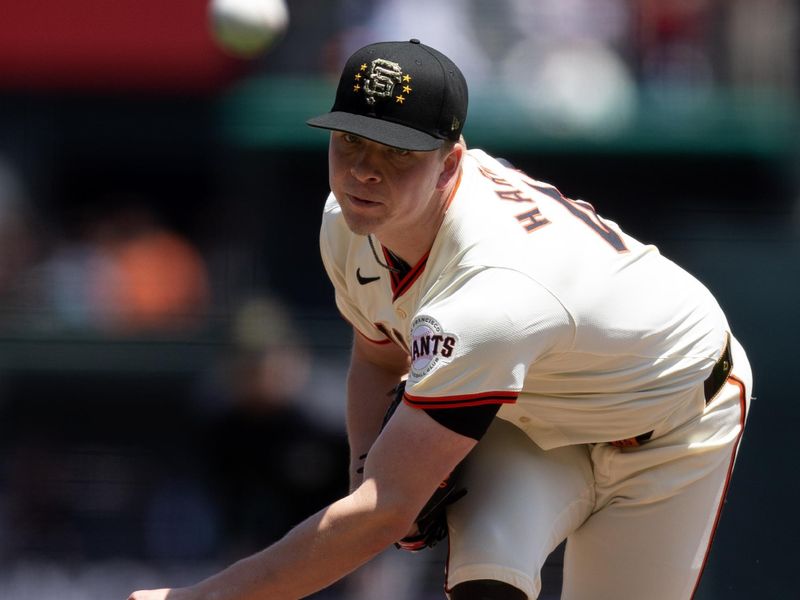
[382,381,467,552]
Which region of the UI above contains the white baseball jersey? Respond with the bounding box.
[320,148,731,449]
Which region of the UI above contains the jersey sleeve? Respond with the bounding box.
[423,403,501,440]
[319,197,390,344]
[405,267,573,408]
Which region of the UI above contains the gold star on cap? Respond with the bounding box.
[403,85,412,94]
[354,73,362,80]
[402,74,411,82]
[360,63,368,71]
[396,95,405,104]
[353,84,360,92]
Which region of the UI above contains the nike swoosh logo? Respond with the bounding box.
[356,268,380,285]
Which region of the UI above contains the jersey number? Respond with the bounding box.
[527,182,628,253]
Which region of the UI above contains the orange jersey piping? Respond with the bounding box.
[404,389,518,409]
[690,374,748,599]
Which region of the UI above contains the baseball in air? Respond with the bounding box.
[209,0,289,58]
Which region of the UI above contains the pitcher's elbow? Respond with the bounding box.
[372,501,417,546]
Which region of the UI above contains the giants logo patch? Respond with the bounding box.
[410,315,457,379]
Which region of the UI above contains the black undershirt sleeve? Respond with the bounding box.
[423,403,502,441]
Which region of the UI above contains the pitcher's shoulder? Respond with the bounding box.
[320,193,349,254]
[322,192,342,217]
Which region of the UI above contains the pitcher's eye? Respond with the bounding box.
[342,133,359,143]
[391,147,410,156]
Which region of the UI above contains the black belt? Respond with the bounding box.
[704,335,733,404]
[611,336,733,448]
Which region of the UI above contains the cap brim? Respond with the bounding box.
[307,112,444,152]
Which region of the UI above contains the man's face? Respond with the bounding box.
[328,132,448,238]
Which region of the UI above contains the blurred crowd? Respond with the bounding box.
[0,161,209,335]
[270,0,799,91]
[267,0,798,132]
[0,1,797,599]
[0,153,354,595]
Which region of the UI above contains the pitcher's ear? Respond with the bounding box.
[437,143,464,190]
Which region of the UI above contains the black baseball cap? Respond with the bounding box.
[307,39,468,151]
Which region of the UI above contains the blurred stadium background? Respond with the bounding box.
[0,1,797,598]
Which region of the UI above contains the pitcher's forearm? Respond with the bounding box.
[345,338,409,490]
[189,485,409,600]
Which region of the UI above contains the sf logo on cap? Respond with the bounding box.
[353,59,412,105]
